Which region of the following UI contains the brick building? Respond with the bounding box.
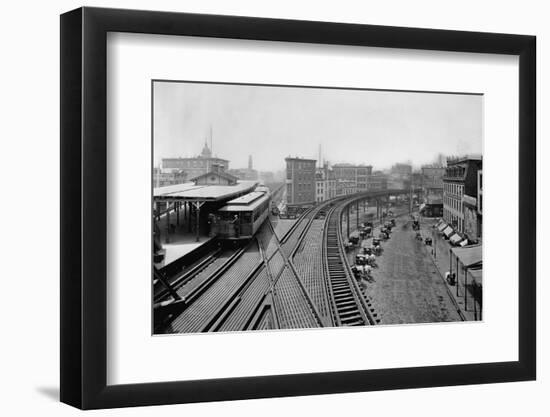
[443,155,482,234]
[162,142,229,180]
[285,157,317,207]
[332,164,372,192]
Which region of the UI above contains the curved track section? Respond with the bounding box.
[324,203,375,326]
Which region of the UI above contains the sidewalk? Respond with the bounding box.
[419,217,481,321]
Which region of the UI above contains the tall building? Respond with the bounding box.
[443,155,482,234]
[332,164,372,192]
[285,157,316,206]
[162,142,229,180]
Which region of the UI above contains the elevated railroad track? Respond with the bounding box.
[155,190,418,332]
[324,202,376,326]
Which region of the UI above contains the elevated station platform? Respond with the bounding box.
[154,179,258,273]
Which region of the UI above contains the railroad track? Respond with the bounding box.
[153,248,223,303]
[154,244,254,332]
[324,202,375,326]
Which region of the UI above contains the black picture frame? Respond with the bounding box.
[60,6,536,410]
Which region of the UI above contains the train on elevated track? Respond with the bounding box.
[210,185,272,241]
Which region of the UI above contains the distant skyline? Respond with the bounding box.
[153,81,483,172]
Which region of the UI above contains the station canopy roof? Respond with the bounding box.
[451,245,482,268]
[154,180,258,202]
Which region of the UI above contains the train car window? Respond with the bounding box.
[242,212,252,223]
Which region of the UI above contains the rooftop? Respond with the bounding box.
[154,180,258,201]
[219,191,271,212]
[447,154,482,165]
[226,191,266,205]
[285,156,316,162]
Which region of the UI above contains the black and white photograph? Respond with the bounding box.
[152,81,483,334]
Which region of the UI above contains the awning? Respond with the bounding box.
[451,244,482,268]
[437,222,448,232]
[450,234,463,244]
[468,268,483,286]
[443,226,454,237]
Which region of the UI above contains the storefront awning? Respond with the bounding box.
[468,268,483,286]
[450,234,463,244]
[451,245,482,268]
[437,222,448,232]
[443,226,454,237]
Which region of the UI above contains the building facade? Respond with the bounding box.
[332,164,372,192]
[367,171,388,191]
[315,164,337,202]
[153,168,188,187]
[388,163,412,190]
[442,156,482,234]
[463,194,481,242]
[162,143,229,179]
[285,157,317,206]
[421,165,445,195]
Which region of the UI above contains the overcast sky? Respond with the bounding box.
[153,81,482,172]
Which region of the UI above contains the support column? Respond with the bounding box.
[155,202,161,222]
[449,248,452,279]
[464,268,468,311]
[456,256,459,296]
[192,201,205,242]
[176,201,180,226]
[346,205,350,239]
[165,201,171,243]
[187,202,192,233]
[356,201,359,229]
[474,283,477,320]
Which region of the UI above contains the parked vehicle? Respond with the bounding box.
[355,254,368,265]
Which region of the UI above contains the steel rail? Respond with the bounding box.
[323,200,374,326]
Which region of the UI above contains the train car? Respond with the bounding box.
[211,187,271,240]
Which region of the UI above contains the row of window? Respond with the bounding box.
[444,182,464,196]
[444,195,463,214]
[443,209,464,233]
